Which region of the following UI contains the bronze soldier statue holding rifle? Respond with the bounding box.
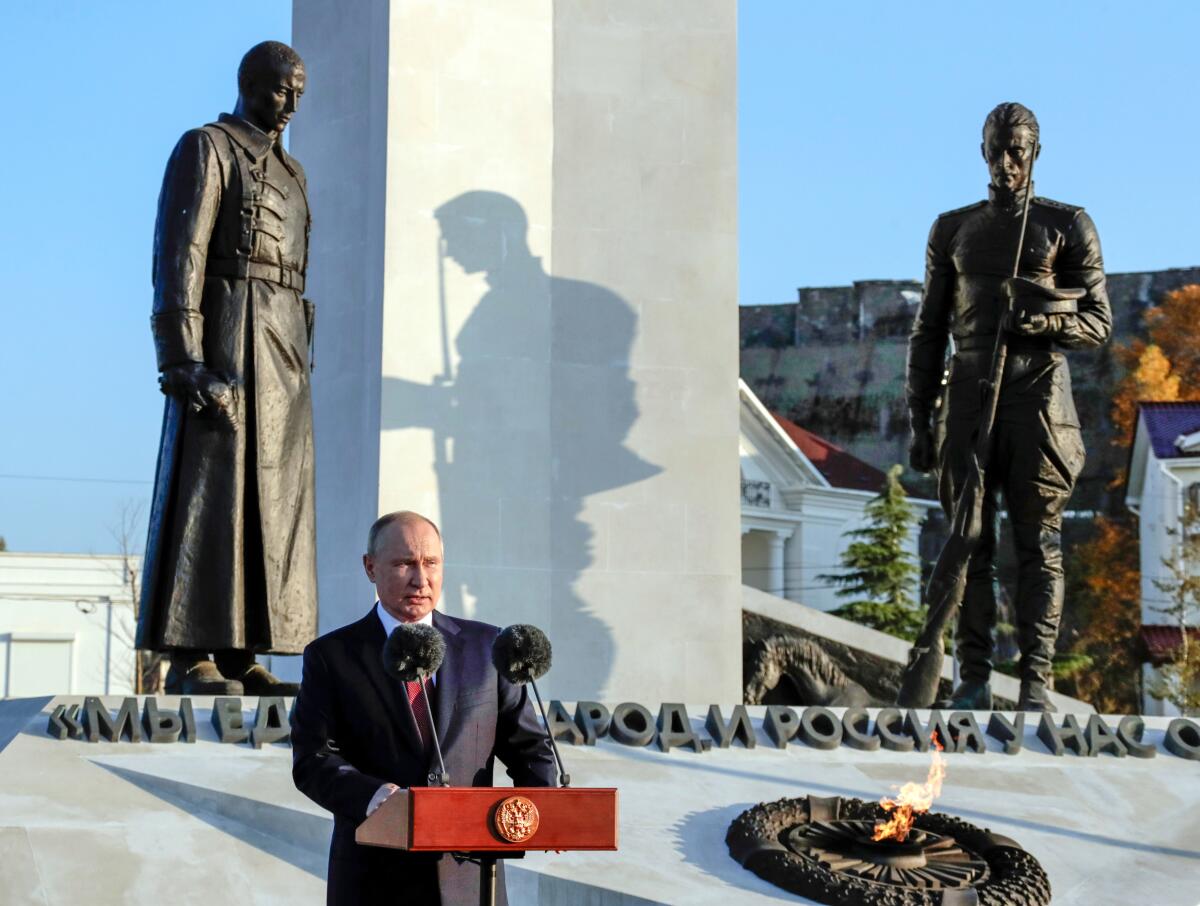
[899,102,1111,711]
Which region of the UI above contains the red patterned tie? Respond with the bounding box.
[406,678,432,750]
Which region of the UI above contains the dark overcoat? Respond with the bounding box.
[290,609,557,905]
[137,114,317,654]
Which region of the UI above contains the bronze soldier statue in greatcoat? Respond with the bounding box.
[906,103,1111,711]
[137,41,317,694]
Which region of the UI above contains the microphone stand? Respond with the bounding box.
[407,674,449,787]
[528,677,570,787]
[423,677,450,787]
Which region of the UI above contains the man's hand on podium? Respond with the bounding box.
[367,783,401,817]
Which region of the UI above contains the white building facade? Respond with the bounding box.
[739,380,938,612]
[0,552,138,698]
[1126,401,1200,715]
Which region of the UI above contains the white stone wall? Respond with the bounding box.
[294,0,740,702]
[0,553,137,697]
[547,0,740,705]
[791,487,926,613]
[373,0,556,637]
[791,488,871,612]
[1138,458,1166,624]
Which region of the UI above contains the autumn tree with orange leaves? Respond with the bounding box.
[1111,285,1200,441]
[1059,285,1200,712]
[1145,285,1200,388]
[1110,344,1179,444]
[1059,516,1142,711]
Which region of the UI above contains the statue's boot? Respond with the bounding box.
[215,651,301,697]
[237,664,301,697]
[1017,678,1057,712]
[941,573,997,710]
[936,680,992,710]
[173,659,245,696]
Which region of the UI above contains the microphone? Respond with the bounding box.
[382,623,449,786]
[492,624,569,787]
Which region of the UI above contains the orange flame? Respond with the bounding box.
[872,732,946,843]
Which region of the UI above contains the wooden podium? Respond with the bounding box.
[357,786,618,904]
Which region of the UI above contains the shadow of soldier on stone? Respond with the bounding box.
[382,190,660,693]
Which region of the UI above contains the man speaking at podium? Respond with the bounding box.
[291,511,555,905]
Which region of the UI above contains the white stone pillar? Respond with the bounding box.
[293,0,739,703]
[767,533,786,597]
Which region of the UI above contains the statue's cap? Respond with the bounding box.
[1005,277,1085,314]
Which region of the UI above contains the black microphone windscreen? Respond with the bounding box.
[382,622,446,681]
[492,624,552,684]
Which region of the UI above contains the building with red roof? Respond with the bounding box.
[768,412,891,495]
[738,380,937,613]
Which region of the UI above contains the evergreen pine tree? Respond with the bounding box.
[818,464,924,640]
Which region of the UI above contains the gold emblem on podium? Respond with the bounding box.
[494,795,540,843]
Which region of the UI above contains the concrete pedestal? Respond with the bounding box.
[4,696,1198,905]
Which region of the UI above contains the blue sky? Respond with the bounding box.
[1,2,1197,552]
[740,2,1200,300]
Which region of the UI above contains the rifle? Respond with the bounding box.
[436,235,454,387]
[433,236,454,487]
[896,164,1037,708]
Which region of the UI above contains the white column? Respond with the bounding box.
[768,533,787,597]
[294,0,740,703]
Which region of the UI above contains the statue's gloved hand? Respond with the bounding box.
[159,363,240,430]
[909,422,936,474]
[1007,312,1075,337]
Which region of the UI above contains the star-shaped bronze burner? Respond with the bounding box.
[727,795,1051,905]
